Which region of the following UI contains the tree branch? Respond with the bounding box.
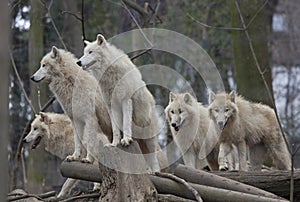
[155,172,203,202]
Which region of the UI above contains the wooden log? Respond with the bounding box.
[174,164,282,199]
[157,194,196,202]
[211,169,300,199]
[60,162,288,202]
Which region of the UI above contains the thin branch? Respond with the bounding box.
[21,147,27,184]
[122,0,148,17]
[60,193,100,202]
[81,0,86,42]
[61,10,82,21]
[155,172,203,202]
[10,50,36,114]
[46,0,67,50]
[130,48,152,61]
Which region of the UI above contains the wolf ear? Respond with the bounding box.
[229,90,236,103]
[183,93,193,105]
[169,92,176,102]
[51,46,59,59]
[209,91,216,104]
[39,112,51,124]
[96,34,106,46]
[84,40,91,46]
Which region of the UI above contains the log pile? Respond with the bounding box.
[59,141,299,201]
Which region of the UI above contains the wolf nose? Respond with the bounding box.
[171,123,176,127]
[30,75,35,81]
[76,60,82,66]
[217,121,224,127]
[23,138,27,143]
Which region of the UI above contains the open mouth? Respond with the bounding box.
[82,60,96,70]
[31,136,42,149]
[31,76,45,83]
[218,119,229,131]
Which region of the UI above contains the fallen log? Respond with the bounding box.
[60,162,288,202]
[211,169,300,199]
[174,164,282,199]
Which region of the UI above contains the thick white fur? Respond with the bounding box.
[165,92,223,170]
[31,47,111,164]
[23,112,100,198]
[77,35,161,172]
[208,91,291,171]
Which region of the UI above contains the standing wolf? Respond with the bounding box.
[208,91,291,171]
[165,92,224,170]
[77,34,160,172]
[31,47,111,164]
[23,112,100,198]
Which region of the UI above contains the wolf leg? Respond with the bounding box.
[226,146,236,171]
[66,122,83,161]
[249,144,265,171]
[144,137,160,173]
[57,178,78,198]
[218,142,232,171]
[81,118,99,164]
[106,110,121,147]
[237,140,248,171]
[121,99,133,146]
[182,147,197,169]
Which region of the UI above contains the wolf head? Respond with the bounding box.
[23,112,52,149]
[31,46,67,83]
[165,92,196,132]
[76,34,107,70]
[208,91,238,131]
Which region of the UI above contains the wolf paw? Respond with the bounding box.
[219,165,228,171]
[66,155,80,162]
[121,137,133,146]
[81,157,93,164]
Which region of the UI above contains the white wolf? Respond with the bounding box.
[23,112,100,198]
[77,34,160,172]
[165,92,229,171]
[208,91,291,171]
[31,47,111,164]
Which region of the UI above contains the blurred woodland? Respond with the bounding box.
[6,0,300,199]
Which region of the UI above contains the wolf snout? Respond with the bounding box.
[217,121,224,127]
[171,123,176,127]
[30,75,36,81]
[76,60,82,66]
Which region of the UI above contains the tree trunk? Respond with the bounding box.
[98,141,157,201]
[27,0,46,193]
[0,0,9,200]
[231,0,274,107]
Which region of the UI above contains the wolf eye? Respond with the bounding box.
[42,64,46,67]
[171,110,174,114]
[89,51,93,54]
[34,127,37,131]
[225,108,230,112]
[214,109,219,112]
[178,109,182,114]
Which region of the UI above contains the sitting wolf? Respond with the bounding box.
[208,91,291,171]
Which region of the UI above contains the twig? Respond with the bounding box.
[81,0,86,42]
[130,48,152,61]
[155,172,203,202]
[10,50,36,114]
[7,193,43,201]
[60,193,100,202]
[61,11,82,21]
[21,147,27,184]
[38,191,56,199]
[46,0,67,50]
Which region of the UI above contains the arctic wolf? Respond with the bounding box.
[23,112,100,198]
[77,34,160,172]
[165,92,225,171]
[208,91,291,171]
[31,47,111,164]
